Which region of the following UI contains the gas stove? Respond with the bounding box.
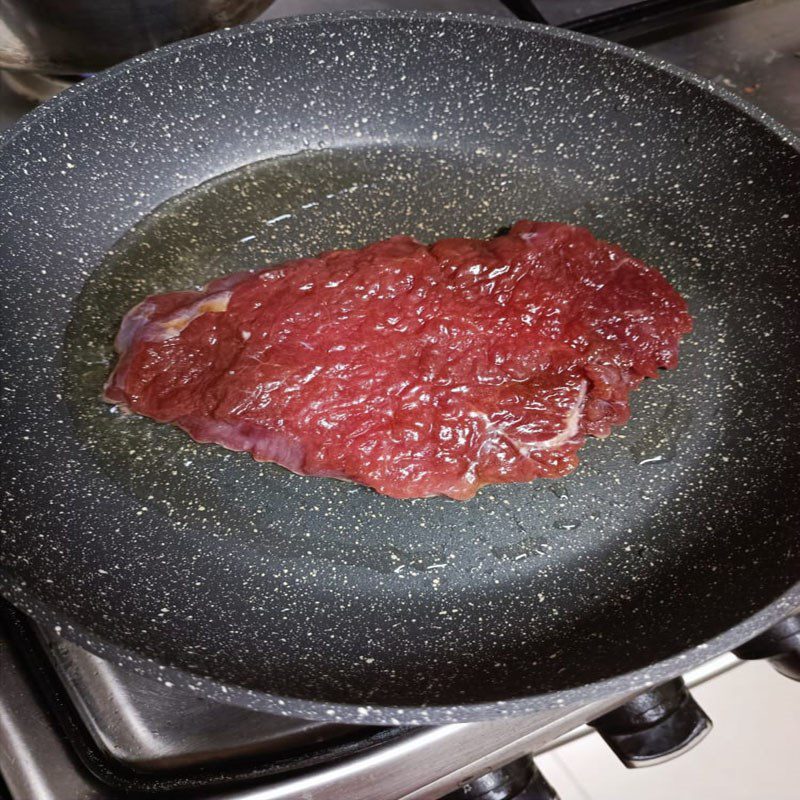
[1,2,798,799]
[2,599,798,799]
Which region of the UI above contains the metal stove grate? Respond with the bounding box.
[500,0,753,38]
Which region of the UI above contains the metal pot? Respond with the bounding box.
[0,0,274,75]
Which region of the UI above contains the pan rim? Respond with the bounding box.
[1,10,799,156]
[3,577,798,724]
[1,10,799,723]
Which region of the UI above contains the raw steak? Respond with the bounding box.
[104,222,692,499]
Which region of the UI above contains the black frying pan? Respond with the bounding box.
[1,12,799,725]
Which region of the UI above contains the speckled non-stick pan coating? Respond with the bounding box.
[1,12,799,725]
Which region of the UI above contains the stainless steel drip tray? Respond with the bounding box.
[36,624,357,772]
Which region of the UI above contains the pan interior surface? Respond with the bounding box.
[1,13,799,719]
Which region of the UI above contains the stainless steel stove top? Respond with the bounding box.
[1,1,798,798]
[42,629,356,772]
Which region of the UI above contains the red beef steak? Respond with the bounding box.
[104,221,692,499]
